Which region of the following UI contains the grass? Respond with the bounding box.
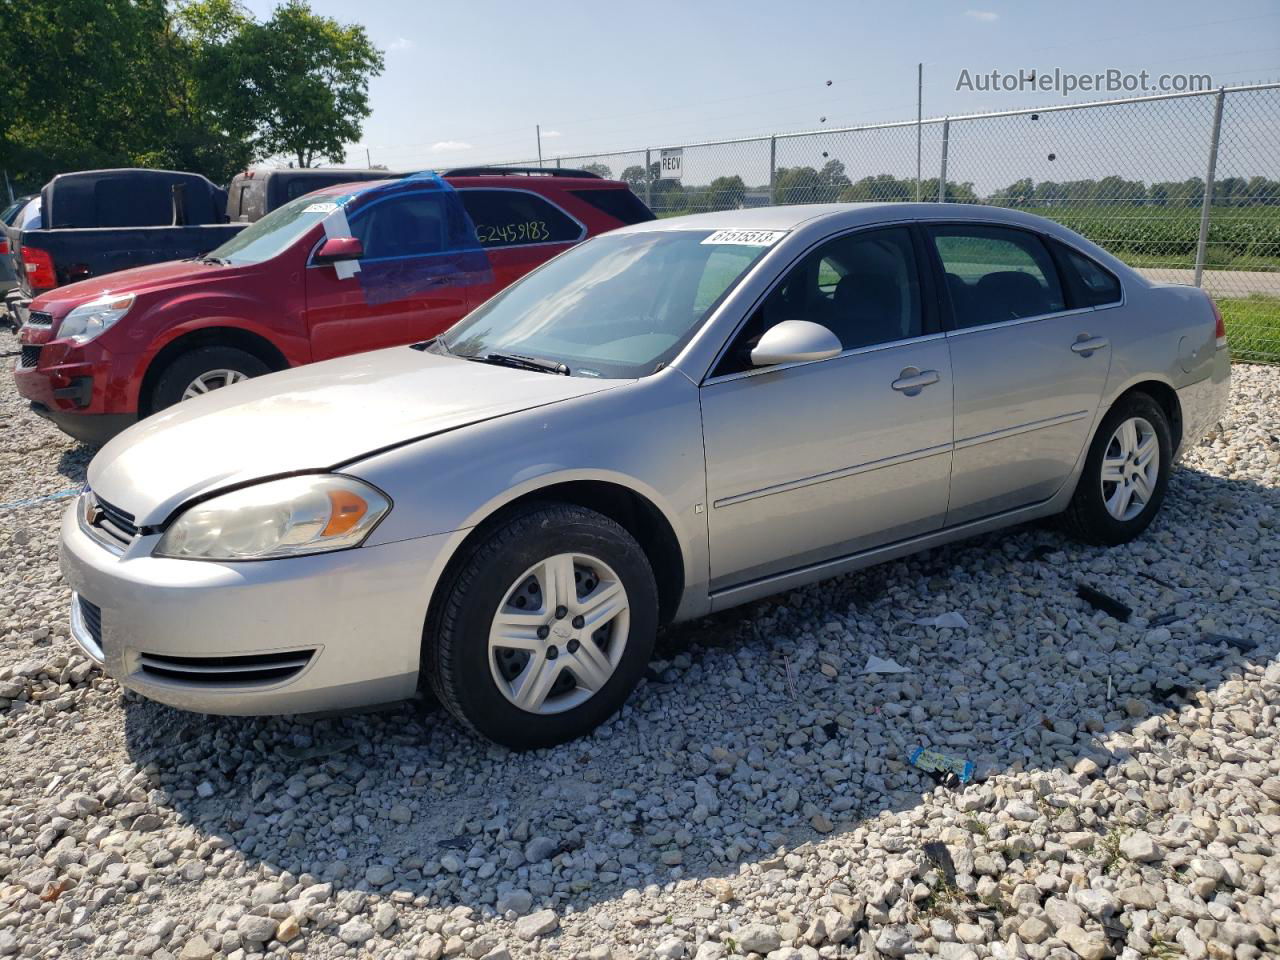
[1220,293,1280,363]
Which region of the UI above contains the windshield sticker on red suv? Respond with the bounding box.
[701,229,788,246]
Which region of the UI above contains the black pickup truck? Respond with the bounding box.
[5,169,245,329]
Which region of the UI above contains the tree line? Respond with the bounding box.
[584,159,1280,211]
[0,0,384,190]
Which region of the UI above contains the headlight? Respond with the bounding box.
[58,294,135,343]
[154,475,390,561]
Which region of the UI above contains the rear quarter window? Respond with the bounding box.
[458,189,584,247]
[1053,241,1122,307]
[568,188,656,225]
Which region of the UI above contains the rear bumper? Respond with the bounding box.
[1175,346,1231,459]
[59,500,449,716]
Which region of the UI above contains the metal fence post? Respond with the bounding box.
[768,135,777,203]
[1194,88,1226,288]
[644,148,652,208]
[938,119,950,203]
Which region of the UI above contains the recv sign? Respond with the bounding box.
[659,148,683,181]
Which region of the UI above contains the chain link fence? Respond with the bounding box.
[500,83,1280,363]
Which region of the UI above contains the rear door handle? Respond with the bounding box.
[1071,335,1109,355]
[891,367,940,395]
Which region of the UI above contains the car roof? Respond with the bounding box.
[612,201,1072,234]
[302,172,625,201]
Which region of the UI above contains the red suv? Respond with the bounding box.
[15,168,653,443]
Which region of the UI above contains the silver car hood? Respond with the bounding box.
[88,348,623,526]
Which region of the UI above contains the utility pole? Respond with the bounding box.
[536,125,543,167]
[365,148,372,169]
[915,63,923,202]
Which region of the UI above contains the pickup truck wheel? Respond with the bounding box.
[149,346,269,413]
[424,503,658,749]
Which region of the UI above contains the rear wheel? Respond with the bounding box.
[425,503,658,749]
[149,346,269,413]
[1060,392,1172,546]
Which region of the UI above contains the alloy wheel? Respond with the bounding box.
[181,369,249,400]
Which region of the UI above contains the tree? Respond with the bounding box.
[620,165,647,187]
[840,174,912,203]
[0,0,178,188]
[773,166,821,204]
[689,175,745,212]
[223,0,384,168]
[580,162,613,179]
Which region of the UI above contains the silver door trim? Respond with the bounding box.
[953,409,1091,451]
[703,331,946,386]
[713,441,952,509]
[942,306,1095,338]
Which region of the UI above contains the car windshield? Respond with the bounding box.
[441,230,776,378]
[207,193,345,265]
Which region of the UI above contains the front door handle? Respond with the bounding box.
[1071,335,1109,356]
[891,367,940,395]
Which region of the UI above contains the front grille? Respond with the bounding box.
[138,650,315,687]
[18,344,40,368]
[79,597,103,647]
[26,310,53,327]
[84,494,139,550]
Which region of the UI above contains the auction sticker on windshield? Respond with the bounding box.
[701,229,787,246]
[303,202,340,214]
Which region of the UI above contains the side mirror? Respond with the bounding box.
[314,236,364,263]
[750,320,843,367]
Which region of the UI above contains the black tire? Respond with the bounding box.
[1060,392,1173,546]
[149,346,270,413]
[425,502,658,749]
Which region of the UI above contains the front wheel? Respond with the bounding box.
[424,503,658,749]
[1060,392,1173,546]
[149,346,270,414]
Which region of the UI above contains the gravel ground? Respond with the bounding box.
[1,326,1278,960]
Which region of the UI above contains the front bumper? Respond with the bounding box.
[14,325,141,441]
[60,501,456,716]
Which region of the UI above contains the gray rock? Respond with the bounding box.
[513,908,558,940]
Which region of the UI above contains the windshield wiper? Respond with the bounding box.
[195,255,229,266]
[468,352,570,376]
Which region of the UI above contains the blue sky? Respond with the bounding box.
[241,0,1280,173]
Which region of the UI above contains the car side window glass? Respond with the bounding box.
[930,226,1065,329]
[348,194,451,260]
[457,190,583,247]
[715,226,922,376]
[1056,242,1122,307]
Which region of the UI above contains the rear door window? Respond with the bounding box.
[458,190,583,247]
[928,225,1065,329]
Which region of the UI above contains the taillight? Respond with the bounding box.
[0,238,9,255]
[1209,296,1227,349]
[21,245,55,289]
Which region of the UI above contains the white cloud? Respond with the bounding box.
[387,36,413,51]
[429,141,473,152]
[541,130,562,138]
[965,9,998,20]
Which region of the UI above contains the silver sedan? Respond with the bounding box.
[60,203,1230,748]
